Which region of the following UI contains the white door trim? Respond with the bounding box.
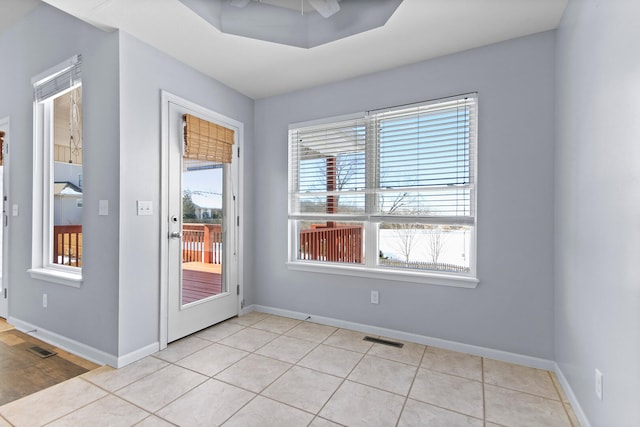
[159,91,244,349]
[0,116,10,319]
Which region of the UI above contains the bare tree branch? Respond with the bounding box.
[426,226,450,264]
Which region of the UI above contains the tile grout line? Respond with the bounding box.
[309,328,372,424]
[0,413,14,427]
[395,349,486,425]
[201,317,327,425]
[394,344,427,427]
[154,335,258,426]
[146,366,210,418]
[34,377,114,426]
[548,370,576,426]
[219,319,339,425]
[482,356,487,426]
[92,370,194,425]
[135,414,179,427]
[95,337,240,425]
[304,328,348,425]
[483,381,568,402]
[168,323,276,426]
[252,323,316,401]
[407,362,484,384]
[85,359,173,395]
[268,321,467,425]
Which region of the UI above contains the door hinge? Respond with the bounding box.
[3,288,6,299]
[241,299,245,309]
[237,216,239,227]
[236,284,240,295]
[237,146,240,158]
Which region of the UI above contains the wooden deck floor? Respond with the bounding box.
[182,262,222,305]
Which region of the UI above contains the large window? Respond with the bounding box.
[288,94,478,286]
[29,55,84,286]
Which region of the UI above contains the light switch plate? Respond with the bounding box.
[11,204,18,217]
[137,200,153,216]
[99,200,109,216]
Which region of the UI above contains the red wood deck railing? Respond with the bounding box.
[52,223,223,268]
[299,224,363,263]
[53,225,82,267]
[182,224,223,264]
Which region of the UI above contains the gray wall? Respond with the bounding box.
[253,31,557,359]
[555,0,640,425]
[0,4,121,354]
[0,3,255,361]
[116,32,254,355]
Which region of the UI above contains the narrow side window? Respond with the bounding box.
[29,55,84,286]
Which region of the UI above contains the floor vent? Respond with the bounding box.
[27,346,57,358]
[363,336,404,348]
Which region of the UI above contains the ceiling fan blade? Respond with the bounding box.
[308,0,340,18]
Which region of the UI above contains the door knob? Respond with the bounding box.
[170,231,182,239]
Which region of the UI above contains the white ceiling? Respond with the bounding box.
[7,0,567,99]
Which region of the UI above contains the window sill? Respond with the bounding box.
[286,261,479,288]
[28,268,83,288]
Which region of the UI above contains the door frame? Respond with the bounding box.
[0,117,10,319]
[159,91,244,349]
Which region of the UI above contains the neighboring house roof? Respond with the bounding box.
[54,181,82,197]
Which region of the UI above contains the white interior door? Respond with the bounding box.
[0,119,8,319]
[166,100,240,342]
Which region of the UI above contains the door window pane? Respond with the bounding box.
[181,159,225,305]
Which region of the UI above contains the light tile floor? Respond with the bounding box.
[0,312,581,426]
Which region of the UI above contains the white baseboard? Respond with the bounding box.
[8,317,159,368]
[554,363,592,427]
[116,342,159,368]
[248,304,556,371]
[8,316,118,367]
[240,304,257,316]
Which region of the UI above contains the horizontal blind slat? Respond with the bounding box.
[289,94,477,221]
[34,56,82,101]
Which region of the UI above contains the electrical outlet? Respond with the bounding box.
[595,369,603,400]
[371,290,379,304]
[42,293,47,308]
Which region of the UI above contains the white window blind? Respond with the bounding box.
[289,94,477,223]
[33,55,82,102]
[289,117,367,218]
[370,95,476,224]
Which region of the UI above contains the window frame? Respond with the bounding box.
[28,56,83,287]
[287,94,478,288]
